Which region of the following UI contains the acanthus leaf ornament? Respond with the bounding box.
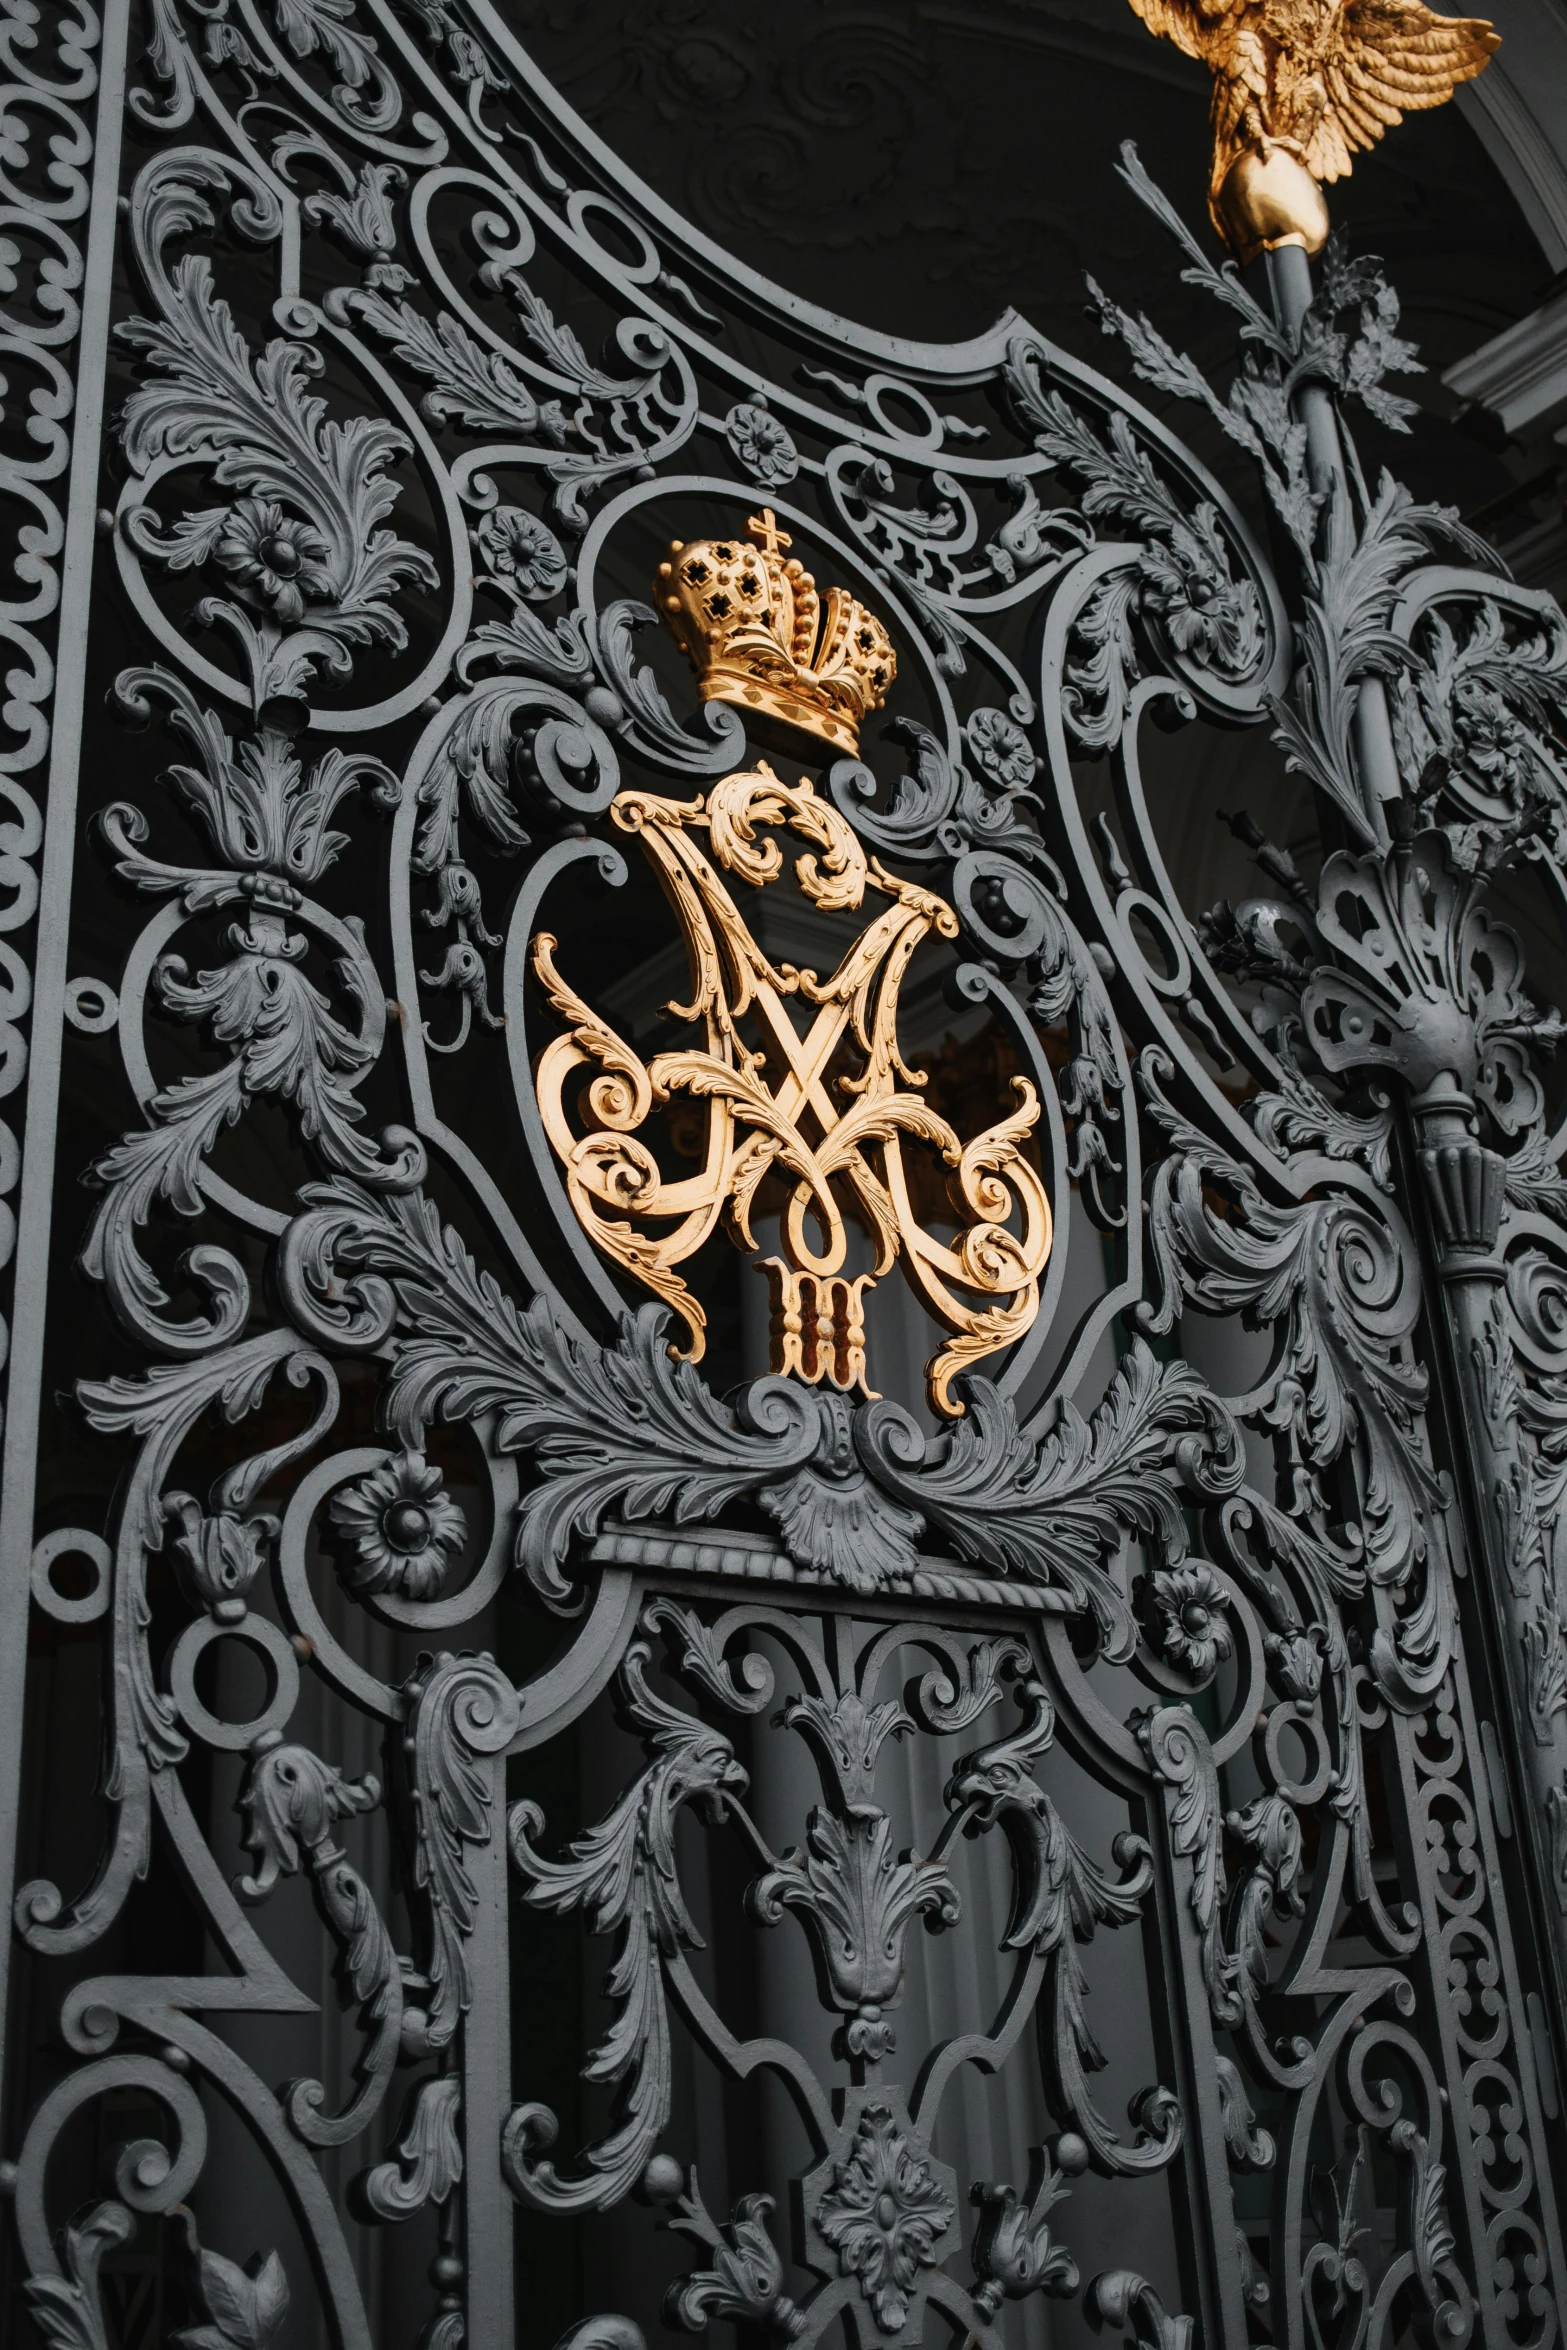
[279,1172,1248,1632]
[1086,2267,1195,2350]
[811,2101,956,2335]
[970,2135,1087,2313]
[118,160,438,714]
[504,1635,749,2213]
[1303,827,1552,1130]
[641,2161,804,2338]
[358,2076,464,2221]
[531,763,1052,1413]
[400,1650,520,2059]
[22,2202,135,2350]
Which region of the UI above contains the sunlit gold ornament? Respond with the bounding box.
[531,765,1051,1415]
[656,510,896,758]
[1125,0,1498,263]
[762,1261,875,1395]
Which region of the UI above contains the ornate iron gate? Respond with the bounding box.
[3,1,1567,2344]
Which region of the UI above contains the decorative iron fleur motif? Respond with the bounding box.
[166,1493,275,1619]
[724,402,799,489]
[114,664,400,886]
[329,1452,468,1600]
[1302,828,1557,1133]
[212,496,335,626]
[302,159,407,279]
[475,505,568,601]
[750,1693,959,2052]
[642,2158,805,2338]
[971,2133,1087,2313]
[1139,1561,1234,1680]
[815,2104,955,2334]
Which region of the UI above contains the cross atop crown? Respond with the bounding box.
[747,508,791,560]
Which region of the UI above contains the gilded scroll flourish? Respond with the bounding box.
[531,764,1051,1413]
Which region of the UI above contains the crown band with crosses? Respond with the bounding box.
[656,509,896,757]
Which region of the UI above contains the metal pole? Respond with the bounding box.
[1270,233,1567,2059]
[0,0,130,2125]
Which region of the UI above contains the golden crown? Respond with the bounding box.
[655,509,896,758]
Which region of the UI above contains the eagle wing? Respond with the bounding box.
[1124,0,1277,193]
[1309,0,1500,182]
[1123,0,1252,66]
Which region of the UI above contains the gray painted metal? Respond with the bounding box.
[0,4,1564,2346]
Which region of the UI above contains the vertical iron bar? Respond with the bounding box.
[464,1757,516,2347]
[1410,1095,1567,2035]
[0,0,129,2121]
[1140,1737,1249,2350]
[1266,241,1401,842]
[1269,225,1567,2322]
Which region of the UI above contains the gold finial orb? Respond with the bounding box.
[1215,143,1331,265]
[1124,0,1499,257]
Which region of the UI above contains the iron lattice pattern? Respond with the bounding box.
[2,2,1566,2347]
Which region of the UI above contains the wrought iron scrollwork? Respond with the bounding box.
[1,0,1566,2345]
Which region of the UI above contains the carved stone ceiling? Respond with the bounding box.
[512,0,1556,538]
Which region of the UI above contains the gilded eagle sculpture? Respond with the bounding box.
[1126,0,1499,260]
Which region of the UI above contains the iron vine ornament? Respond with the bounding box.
[4,0,1567,2345]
